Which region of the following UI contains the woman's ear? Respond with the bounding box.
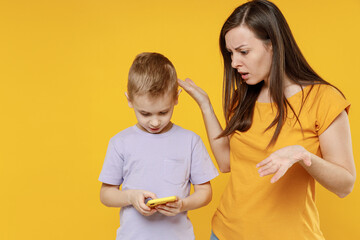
[125,92,133,108]
[266,41,273,52]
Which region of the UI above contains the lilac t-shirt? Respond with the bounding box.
[99,124,219,240]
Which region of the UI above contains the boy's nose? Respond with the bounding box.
[150,119,160,127]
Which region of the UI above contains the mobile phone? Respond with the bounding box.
[145,196,177,207]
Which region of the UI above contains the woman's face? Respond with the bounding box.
[225,25,273,86]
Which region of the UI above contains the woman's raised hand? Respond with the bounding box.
[178,78,230,171]
[178,78,211,110]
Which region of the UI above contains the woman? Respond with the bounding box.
[178,0,356,239]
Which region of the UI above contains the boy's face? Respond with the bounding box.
[127,92,178,134]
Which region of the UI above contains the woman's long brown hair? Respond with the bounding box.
[218,0,342,147]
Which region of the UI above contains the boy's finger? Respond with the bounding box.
[144,192,157,199]
[165,203,176,208]
[166,200,179,208]
[157,208,172,216]
[139,201,152,211]
[156,205,172,211]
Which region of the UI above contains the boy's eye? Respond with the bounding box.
[140,112,150,116]
[159,111,168,115]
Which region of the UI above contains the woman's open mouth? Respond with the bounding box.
[240,72,249,80]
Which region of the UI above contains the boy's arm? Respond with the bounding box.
[182,182,212,211]
[155,182,212,216]
[100,183,157,216]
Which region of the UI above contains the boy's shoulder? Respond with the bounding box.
[109,125,138,142]
[172,124,200,138]
[171,124,204,147]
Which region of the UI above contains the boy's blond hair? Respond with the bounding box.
[127,52,178,100]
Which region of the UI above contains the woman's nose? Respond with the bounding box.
[231,54,242,69]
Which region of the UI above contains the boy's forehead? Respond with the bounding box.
[132,93,174,110]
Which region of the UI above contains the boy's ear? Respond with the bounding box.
[125,92,133,108]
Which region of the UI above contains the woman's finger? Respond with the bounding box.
[256,156,272,168]
[270,166,288,183]
[259,164,279,177]
[302,152,312,166]
[184,78,195,85]
[258,162,275,174]
[178,79,196,95]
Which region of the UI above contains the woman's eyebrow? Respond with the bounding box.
[226,44,247,51]
[235,44,248,50]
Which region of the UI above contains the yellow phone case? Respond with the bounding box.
[146,196,177,207]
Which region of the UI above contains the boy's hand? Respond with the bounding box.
[128,190,157,216]
[155,197,183,216]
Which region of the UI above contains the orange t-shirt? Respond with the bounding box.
[212,84,350,240]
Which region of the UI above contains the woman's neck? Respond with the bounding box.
[257,75,302,103]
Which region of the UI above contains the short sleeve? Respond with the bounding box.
[314,85,350,135]
[98,138,124,185]
[189,135,219,185]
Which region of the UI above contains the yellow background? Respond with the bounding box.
[1,0,359,239]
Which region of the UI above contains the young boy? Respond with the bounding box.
[99,52,219,240]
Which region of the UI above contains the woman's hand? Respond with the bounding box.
[256,145,312,183]
[178,78,211,110]
[178,78,230,172]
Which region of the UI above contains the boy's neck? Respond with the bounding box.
[136,122,174,134]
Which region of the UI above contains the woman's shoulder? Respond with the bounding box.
[298,83,349,116]
[285,83,347,112]
[305,83,345,100]
[284,82,332,100]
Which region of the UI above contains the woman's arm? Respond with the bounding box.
[178,78,230,172]
[155,182,212,216]
[304,110,356,197]
[257,110,356,198]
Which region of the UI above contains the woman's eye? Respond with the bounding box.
[240,50,248,55]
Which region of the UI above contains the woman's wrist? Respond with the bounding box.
[199,98,213,115]
[296,146,312,168]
